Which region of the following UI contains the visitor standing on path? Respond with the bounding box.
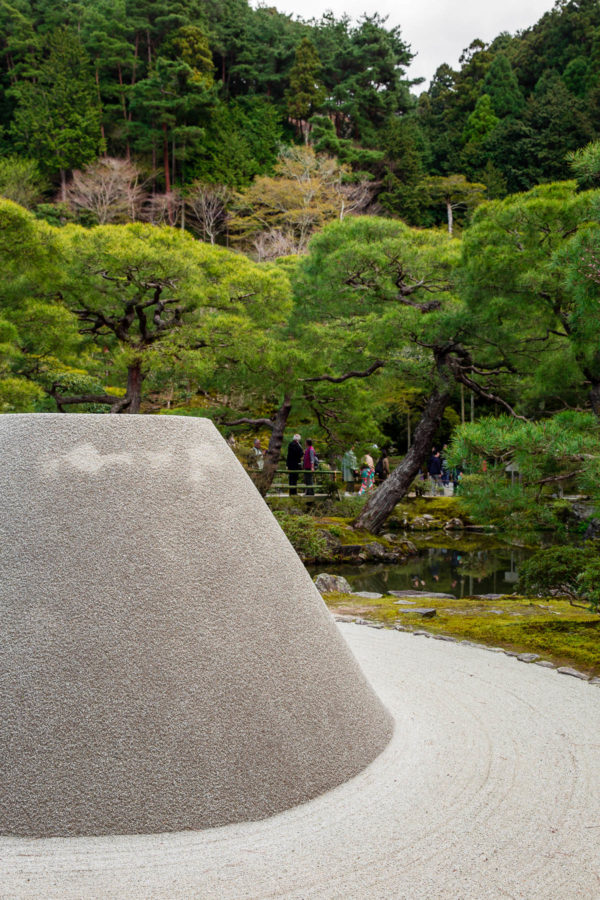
[428,449,442,493]
[342,445,358,494]
[358,453,375,495]
[374,449,390,482]
[303,439,318,496]
[249,438,264,471]
[286,433,303,496]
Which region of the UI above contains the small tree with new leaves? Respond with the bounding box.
[420,174,486,236]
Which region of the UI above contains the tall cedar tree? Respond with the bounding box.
[10,28,103,198]
[285,38,326,141]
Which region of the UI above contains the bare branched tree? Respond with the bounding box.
[185,181,231,244]
[142,190,184,228]
[64,158,148,224]
[336,180,378,220]
[252,228,301,261]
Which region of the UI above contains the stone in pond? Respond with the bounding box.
[443,518,464,530]
[314,573,353,594]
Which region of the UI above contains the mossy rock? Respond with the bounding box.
[392,496,468,526]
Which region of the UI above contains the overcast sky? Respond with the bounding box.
[255,0,557,88]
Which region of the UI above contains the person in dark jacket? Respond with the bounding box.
[286,433,303,495]
[374,449,390,482]
[428,450,443,493]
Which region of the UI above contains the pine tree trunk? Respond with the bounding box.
[353,387,451,533]
[131,35,138,90]
[118,63,130,159]
[95,67,106,144]
[124,361,143,414]
[253,396,292,497]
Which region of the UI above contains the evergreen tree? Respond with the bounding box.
[463,94,499,144]
[562,56,591,97]
[523,71,594,183]
[378,116,429,224]
[482,53,524,117]
[285,38,325,140]
[309,114,384,178]
[10,27,104,197]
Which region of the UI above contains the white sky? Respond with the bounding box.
[255,0,557,88]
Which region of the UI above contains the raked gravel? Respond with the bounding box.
[2,622,599,899]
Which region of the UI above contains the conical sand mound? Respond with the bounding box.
[0,414,392,837]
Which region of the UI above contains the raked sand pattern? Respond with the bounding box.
[1,623,599,898]
[0,414,392,837]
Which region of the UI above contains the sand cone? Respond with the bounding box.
[0,414,392,837]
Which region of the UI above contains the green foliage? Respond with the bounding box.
[188,97,282,188]
[309,114,384,179]
[449,412,600,533]
[416,0,600,191]
[10,27,104,181]
[0,375,45,412]
[460,181,600,414]
[518,546,600,612]
[378,116,429,223]
[326,495,367,518]
[273,511,328,560]
[419,174,486,233]
[312,12,413,144]
[562,56,591,98]
[463,95,499,145]
[285,37,326,124]
[164,25,214,86]
[0,156,46,208]
[0,0,597,207]
[567,140,600,188]
[294,216,461,388]
[482,54,524,117]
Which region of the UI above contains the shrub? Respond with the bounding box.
[518,545,600,612]
[273,512,328,561]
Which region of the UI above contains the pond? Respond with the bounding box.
[310,537,540,597]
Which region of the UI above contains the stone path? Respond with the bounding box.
[1,624,599,899]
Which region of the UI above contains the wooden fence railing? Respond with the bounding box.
[264,468,341,496]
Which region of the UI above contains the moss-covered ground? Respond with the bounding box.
[324,591,600,676]
[268,492,599,675]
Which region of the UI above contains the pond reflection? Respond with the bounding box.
[312,545,530,597]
